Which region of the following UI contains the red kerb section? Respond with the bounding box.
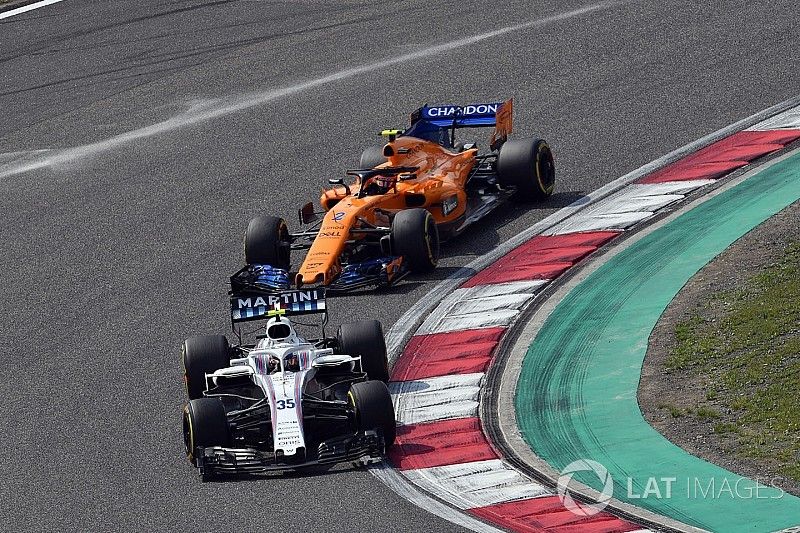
[388,417,497,470]
[462,231,620,288]
[639,129,800,184]
[468,496,642,533]
[390,327,506,381]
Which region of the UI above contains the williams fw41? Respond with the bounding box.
[242,98,555,293]
[181,285,395,480]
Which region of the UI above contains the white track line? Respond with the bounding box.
[0,2,614,179]
[0,0,66,20]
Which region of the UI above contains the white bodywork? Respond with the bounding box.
[206,315,358,456]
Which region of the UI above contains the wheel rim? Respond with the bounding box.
[535,144,555,194]
[423,214,439,266]
[183,406,195,461]
[347,391,360,429]
[277,221,290,267]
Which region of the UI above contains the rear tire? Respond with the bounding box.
[337,320,389,382]
[360,145,386,169]
[497,138,555,201]
[182,335,230,400]
[183,397,231,463]
[244,215,291,269]
[348,381,396,447]
[391,208,439,273]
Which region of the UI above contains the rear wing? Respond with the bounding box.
[230,288,327,322]
[229,265,327,323]
[411,98,513,150]
[413,98,512,129]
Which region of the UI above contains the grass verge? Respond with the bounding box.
[666,242,800,482]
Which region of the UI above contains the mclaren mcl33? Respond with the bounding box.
[243,98,555,293]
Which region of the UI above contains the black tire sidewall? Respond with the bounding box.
[497,138,555,201]
[360,145,387,169]
[244,215,290,269]
[337,320,389,382]
[348,381,396,446]
[390,208,439,272]
[182,335,230,400]
[184,398,231,461]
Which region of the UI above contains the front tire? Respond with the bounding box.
[183,397,231,463]
[244,215,291,269]
[497,138,555,201]
[337,320,389,382]
[391,208,439,273]
[349,381,396,447]
[182,335,230,400]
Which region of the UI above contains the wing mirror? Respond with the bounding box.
[299,202,318,224]
[328,178,351,196]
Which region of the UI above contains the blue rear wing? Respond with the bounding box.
[418,102,504,128]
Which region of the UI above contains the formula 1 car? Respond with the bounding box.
[243,98,555,292]
[181,278,395,480]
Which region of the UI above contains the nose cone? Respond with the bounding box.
[296,271,325,286]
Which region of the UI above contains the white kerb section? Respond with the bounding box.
[416,280,547,335]
[390,373,483,425]
[404,459,551,510]
[748,107,800,130]
[543,179,715,235]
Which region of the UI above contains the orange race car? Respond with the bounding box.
[237,99,555,293]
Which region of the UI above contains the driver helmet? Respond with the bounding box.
[374,174,395,192]
[265,316,299,345]
[284,352,301,372]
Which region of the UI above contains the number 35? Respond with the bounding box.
[276,399,296,410]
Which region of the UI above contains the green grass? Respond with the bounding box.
[696,406,720,420]
[666,242,800,481]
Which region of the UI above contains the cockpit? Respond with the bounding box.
[249,349,310,374]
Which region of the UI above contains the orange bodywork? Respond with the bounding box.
[296,137,477,286]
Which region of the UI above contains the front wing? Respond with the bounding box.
[193,430,386,479]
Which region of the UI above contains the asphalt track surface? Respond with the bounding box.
[0,1,798,531]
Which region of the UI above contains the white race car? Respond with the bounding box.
[181,282,394,480]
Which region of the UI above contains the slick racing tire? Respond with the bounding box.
[391,208,439,273]
[348,381,396,447]
[337,320,389,382]
[244,215,291,269]
[183,397,231,463]
[182,335,230,400]
[496,138,555,201]
[359,145,386,169]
